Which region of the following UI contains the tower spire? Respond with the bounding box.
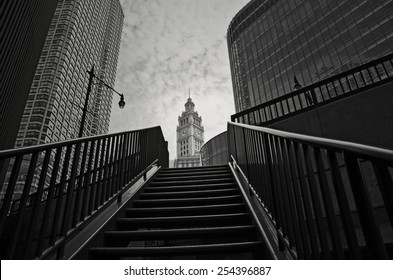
[189,88,190,99]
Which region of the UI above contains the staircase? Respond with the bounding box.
[88,165,267,259]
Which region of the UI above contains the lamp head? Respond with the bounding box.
[118,94,125,109]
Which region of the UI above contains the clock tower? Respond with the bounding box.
[174,96,204,168]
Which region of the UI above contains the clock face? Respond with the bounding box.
[196,129,201,135]
[181,129,188,136]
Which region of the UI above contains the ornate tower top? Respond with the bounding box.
[175,93,205,168]
[185,97,195,112]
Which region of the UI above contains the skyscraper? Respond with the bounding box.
[227,0,393,113]
[14,0,124,148]
[0,0,58,151]
[174,97,205,168]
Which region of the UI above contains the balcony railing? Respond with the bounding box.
[228,121,393,259]
[231,53,393,126]
[0,126,168,259]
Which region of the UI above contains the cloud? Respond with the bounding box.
[111,0,249,159]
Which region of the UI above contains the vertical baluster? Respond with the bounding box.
[247,129,257,193]
[57,142,83,258]
[351,72,360,89]
[343,152,387,259]
[252,130,264,201]
[127,133,135,181]
[269,135,287,237]
[102,136,112,201]
[129,132,137,180]
[259,132,273,214]
[257,108,263,125]
[262,133,284,250]
[366,67,374,83]
[373,163,393,227]
[72,141,90,227]
[272,136,295,250]
[113,134,123,193]
[96,137,107,208]
[373,65,382,81]
[241,127,250,178]
[303,145,331,259]
[286,141,311,259]
[24,149,51,259]
[80,140,96,220]
[381,61,389,78]
[8,152,39,259]
[314,148,344,259]
[88,138,101,215]
[278,101,284,118]
[0,155,23,241]
[327,151,361,259]
[36,147,61,257]
[359,69,367,86]
[119,133,129,192]
[279,139,305,259]
[140,130,148,172]
[49,145,72,247]
[293,143,320,259]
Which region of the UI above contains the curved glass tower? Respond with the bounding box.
[227,0,393,112]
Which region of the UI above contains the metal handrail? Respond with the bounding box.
[228,121,393,259]
[0,126,169,259]
[231,53,393,125]
[231,122,393,162]
[0,126,157,157]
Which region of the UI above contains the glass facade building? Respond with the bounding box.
[14,0,124,147]
[0,0,58,151]
[200,131,228,166]
[227,0,393,112]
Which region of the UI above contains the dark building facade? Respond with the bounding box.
[14,0,124,147]
[0,0,124,207]
[0,0,58,150]
[227,0,393,113]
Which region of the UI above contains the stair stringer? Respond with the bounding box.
[69,166,163,259]
[228,162,292,260]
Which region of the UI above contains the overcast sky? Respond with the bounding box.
[109,0,249,159]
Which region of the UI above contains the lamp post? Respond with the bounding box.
[78,65,125,137]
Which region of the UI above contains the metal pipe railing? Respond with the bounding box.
[228,121,393,259]
[0,126,169,259]
[231,53,393,126]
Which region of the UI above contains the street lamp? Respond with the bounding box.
[78,65,125,137]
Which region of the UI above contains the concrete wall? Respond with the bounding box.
[268,81,393,150]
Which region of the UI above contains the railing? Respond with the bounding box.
[0,126,169,259]
[231,53,393,126]
[228,121,393,259]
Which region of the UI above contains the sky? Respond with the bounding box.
[109,0,250,159]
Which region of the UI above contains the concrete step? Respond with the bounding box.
[125,203,247,217]
[132,195,243,207]
[104,225,257,246]
[157,170,231,178]
[115,213,251,230]
[89,241,265,260]
[160,165,228,174]
[144,182,237,192]
[153,173,233,182]
[138,188,239,199]
[148,177,234,187]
